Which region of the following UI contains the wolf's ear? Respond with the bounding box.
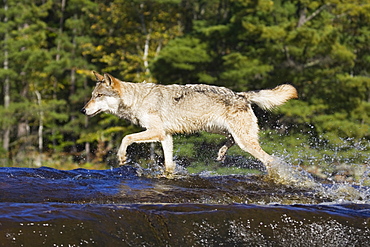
[103,73,115,86]
[93,71,104,82]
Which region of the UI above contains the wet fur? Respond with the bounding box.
[81,72,298,174]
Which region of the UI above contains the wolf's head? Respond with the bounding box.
[81,72,122,117]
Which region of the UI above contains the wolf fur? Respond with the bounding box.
[81,72,298,174]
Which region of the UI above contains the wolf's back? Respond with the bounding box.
[240,84,298,111]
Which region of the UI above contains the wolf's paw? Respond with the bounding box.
[118,155,128,166]
[216,154,226,162]
[216,146,228,162]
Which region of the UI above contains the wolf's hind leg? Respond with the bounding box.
[227,110,274,172]
[232,132,274,171]
[217,135,235,162]
[117,129,166,166]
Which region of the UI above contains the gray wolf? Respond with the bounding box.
[81,72,298,175]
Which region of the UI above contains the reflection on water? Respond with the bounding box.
[1,202,369,246]
[0,166,369,246]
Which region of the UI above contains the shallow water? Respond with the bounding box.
[0,166,369,246]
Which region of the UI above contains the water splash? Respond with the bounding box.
[317,183,370,204]
[259,156,370,204]
[128,151,370,204]
[264,156,318,188]
[133,162,189,178]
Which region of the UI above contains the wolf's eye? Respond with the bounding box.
[96,94,103,98]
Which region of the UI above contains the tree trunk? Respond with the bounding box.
[297,4,327,28]
[35,91,43,167]
[84,78,91,163]
[3,68,10,153]
[51,0,66,150]
[143,32,151,81]
[3,0,10,154]
[70,13,78,154]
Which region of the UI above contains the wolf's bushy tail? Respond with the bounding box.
[240,84,298,111]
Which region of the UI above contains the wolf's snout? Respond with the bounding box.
[80,108,86,115]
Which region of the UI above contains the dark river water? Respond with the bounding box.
[0,166,369,246]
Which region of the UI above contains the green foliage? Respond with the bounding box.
[174,133,223,163]
[151,37,214,84]
[220,52,273,90]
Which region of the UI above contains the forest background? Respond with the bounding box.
[0,0,369,177]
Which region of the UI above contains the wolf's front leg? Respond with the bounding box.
[117,130,166,166]
[117,142,129,165]
[161,134,175,174]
